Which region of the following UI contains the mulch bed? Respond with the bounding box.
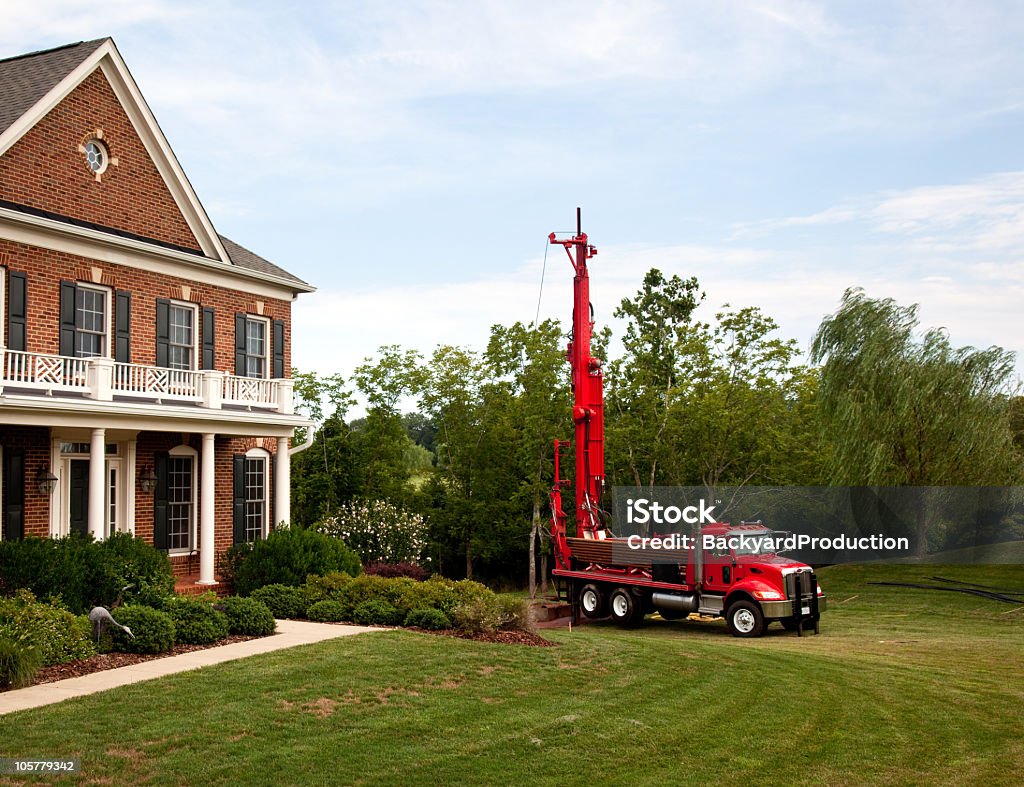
[19,634,269,689]
[408,627,556,647]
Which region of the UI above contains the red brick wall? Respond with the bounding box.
[0,425,52,538]
[0,69,200,251]
[0,239,291,374]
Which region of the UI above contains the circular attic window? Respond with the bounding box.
[84,139,109,174]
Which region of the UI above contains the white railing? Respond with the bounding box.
[0,350,292,413]
[113,362,202,401]
[1,349,89,393]
[222,374,278,409]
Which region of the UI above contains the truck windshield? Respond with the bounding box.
[730,531,777,557]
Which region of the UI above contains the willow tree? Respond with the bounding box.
[811,288,1022,555]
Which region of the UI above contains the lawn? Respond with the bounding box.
[1,562,1022,786]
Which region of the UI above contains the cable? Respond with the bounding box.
[533,238,550,327]
[867,581,1023,604]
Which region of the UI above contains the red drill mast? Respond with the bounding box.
[549,208,605,570]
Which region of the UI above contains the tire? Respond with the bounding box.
[609,588,645,627]
[725,600,765,638]
[579,583,608,619]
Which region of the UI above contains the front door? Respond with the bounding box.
[69,459,89,536]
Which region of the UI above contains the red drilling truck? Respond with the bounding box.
[547,211,826,637]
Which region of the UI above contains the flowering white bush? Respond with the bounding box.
[317,499,429,566]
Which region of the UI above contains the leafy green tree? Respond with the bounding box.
[486,320,570,596]
[605,269,703,489]
[811,288,1022,555]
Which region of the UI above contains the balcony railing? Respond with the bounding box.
[113,363,202,402]
[0,350,293,414]
[2,349,88,393]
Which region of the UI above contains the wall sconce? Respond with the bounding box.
[36,467,58,496]
[139,467,158,493]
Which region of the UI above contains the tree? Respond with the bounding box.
[486,319,570,597]
[605,269,703,489]
[811,288,1022,555]
[670,305,824,501]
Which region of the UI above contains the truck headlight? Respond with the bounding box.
[752,589,784,601]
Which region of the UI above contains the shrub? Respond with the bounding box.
[165,598,229,645]
[364,562,429,581]
[404,607,451,630]
[302,572,353,609]
[450,595,531,634]
[250,584,307,619]
[450,597,503,633]
[216,541,254,595]
[352,599,403,626]
[306,600,348,623]
[233,528,361,596]
[0,590,96,666]
[317,499,428,565]
[0,534,173,614]
[0,635,41,689]
[110,605,175,654]
[218,597,276,636]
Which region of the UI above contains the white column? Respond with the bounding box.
[86,357,114,401]
[125,440,137,535]
[198,432,217,584]
[275,437,290,528]
[88,428,105,540]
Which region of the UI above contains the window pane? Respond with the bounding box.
[168,305,194,370]
[74,287,107,358]
[244,457,265,541]
[167,456,193,551]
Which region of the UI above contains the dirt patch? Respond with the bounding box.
[303,697,337,718]
[14,634,269,690]
[408,628,556,647]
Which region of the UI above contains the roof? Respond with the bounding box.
[0,39,108,136]
[219,235,311,288]
[0,38,314,293]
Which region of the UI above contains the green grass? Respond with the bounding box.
[1,563,1022,786]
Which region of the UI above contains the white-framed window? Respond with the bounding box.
[74,283,111,358]
[168,301,198,371]
[84,139,109,174]
[168,445,197,553]
[243,316,269,379]
[244,447,270,541]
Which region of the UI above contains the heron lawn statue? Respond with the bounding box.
[89,606,135,645]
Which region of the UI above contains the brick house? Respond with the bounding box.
[0,38,314,585]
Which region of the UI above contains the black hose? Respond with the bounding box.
[928,576,1024,595]
[866,581,1023,604]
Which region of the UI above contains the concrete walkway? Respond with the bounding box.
[0,620,382,716]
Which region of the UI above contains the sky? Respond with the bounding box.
[3,0,1024,397]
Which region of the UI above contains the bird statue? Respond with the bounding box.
[89,606,135,645]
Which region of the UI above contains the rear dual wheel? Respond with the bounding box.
[609,587,646,627]
[579,583,608,619]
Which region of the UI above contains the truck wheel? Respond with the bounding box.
[579,584,608,619]
[726,600,765,638]
[609,588,644,627]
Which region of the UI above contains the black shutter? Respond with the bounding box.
[115,290,131,363]
[272,320,285,379]
[233,454,246,544]
[234,313,247,377]
[59,280,77,357]
[3,448,24,541]
[153,453,169,551]
[155,298,170,368]
[7,271,27,352]
[201,307,215,370]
